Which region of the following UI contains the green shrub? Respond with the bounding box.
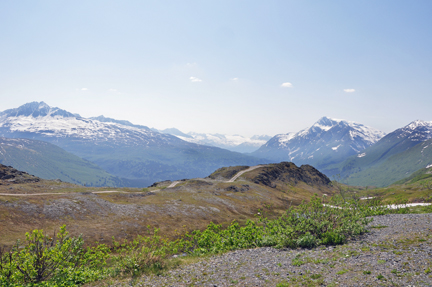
[110,227,180,277]
[0,225,109,286]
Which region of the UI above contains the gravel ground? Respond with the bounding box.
[116,213,432,287]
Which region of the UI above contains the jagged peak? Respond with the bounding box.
[405,120,432,130]
[316,116,344,126]
[0,101,78,118]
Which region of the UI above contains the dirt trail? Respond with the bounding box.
[0,190,128,196]
[226,165,265,183]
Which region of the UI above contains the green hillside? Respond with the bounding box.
[323,129,423,177]
[393,165,432,185]
[0,137,125,186]
[61,143,266,185]
[342,139,432,187]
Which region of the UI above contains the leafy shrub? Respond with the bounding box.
[110,227,181,277]
[296,232,319,248]
[0,225,109,286]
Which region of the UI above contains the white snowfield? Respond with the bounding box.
[1,115,153,139]
[176,133,270,148]
[323,203,431,210]
[0,114,176,148]
[227,165,265,183]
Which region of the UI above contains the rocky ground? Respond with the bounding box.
[111,213,432,287]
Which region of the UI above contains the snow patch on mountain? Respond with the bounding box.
[396,120,432,141]
[253,116,386,167]
[275,117,384,148]
[332,144,341,151]
[275,133,295,145]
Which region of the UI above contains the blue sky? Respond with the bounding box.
[1,1,431,136]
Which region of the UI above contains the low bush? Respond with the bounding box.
[0,225,109,286]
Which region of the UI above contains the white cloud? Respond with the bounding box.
[186,62,197,67]
[231,77,239,81]
[190,76,202,82]
[344,89,355,93]
[108,88,118,92]
[281,82,293,88]
[81,88,88,91]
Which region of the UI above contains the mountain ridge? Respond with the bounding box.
[252,116,385,169]
[0,102,266,186]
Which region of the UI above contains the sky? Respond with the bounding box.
[1,0,432,137]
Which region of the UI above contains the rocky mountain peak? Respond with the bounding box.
[405,120,432,130]
[0,101,78,118]
[315,116,341,127]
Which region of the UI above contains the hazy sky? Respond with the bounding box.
[1,1,432,137]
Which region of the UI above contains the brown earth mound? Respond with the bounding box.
[0,164,40,184]
[251,162,331,188]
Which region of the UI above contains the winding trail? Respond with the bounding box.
[167,181,180,188]
[0,190,129,196]
[226,165,265,183]
[0,182,184,196]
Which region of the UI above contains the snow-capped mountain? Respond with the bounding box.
[0,102,264,186]
[252,117,385,168]
[393,120,432,142]
[337,120,432,186]
[349,119,432,162]
[0,102,182,147]
[157,128,272,153]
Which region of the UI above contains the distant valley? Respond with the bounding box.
[0,102,266,186]
[155,127,272,153]
[0,101,431,188]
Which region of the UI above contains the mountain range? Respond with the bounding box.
[0,102,265,186]
[334,120,432,186]
[252,117,385,170]
[0,102,431,188]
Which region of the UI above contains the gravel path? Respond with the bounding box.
[117,213,432,287]
[227,165,266,183]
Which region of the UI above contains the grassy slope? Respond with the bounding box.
[394,169,432,185]
[0,138,124,186]
[342,139,432,187]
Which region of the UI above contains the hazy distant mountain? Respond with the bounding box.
[90,115,150,130]
[0,137,126,186]
[0,102,265,186]
[336,120,432,186]
[157,128,272,153]
[252,117,385,169]
[157,128,193,139]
